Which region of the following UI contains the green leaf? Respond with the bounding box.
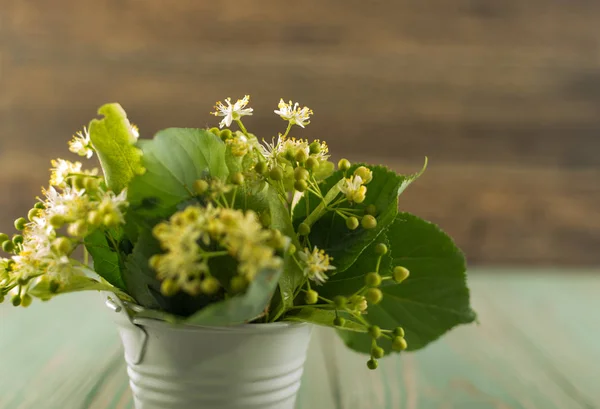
[127,128,229,222]
[337,213,476,354]
[295,164,422,272]
[285,307,367,332]
[88,103,144,193]
[318,234,392,299]
[84,229,126,290]
[29,276,121,299]
[184,266,282,326]
[123,233,163,310]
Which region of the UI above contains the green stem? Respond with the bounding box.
[235,119,249,136]
[302,181,342,228]
[282,122,293,138]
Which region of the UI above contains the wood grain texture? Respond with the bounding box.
[0,271,598,409]
[1,0,599,265]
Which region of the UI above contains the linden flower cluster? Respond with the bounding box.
[0,130,129,306]
[151,204,283,296]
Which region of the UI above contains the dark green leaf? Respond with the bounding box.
[84,229,126,290]
[338,213,476,354]
[88,103,144,193]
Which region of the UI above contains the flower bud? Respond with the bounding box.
[87,211,102,226]
[371,346,384,359]
[84,177,99,192]
[305,157,319,171]
[193,179,209,195]
[208,127,220,136]
[294,180,308,192]
[67,221,87,237]
[288,244,297,255]
[309,141,321,154]
[53,237,72,254]
[49,214,66,229]
[361,215,377,229]
[73,176,86,190]
[149,255,161,270]
[352,188,367,204]
[393,266,410,283]
[366,288,383,304]
[298,223,311,236]
[0,233,9,244]
[231,172,245,186]
[231,276,248,293]
[334,295,347,309]
[374,243,388,256]
[338,158,351,172]
[2,240,15,253]
[365,204,377,216]
[393,327,405,338]
[220,129,233,140]
[346,216,359,230]
[20,294,32,307]
[34,202,46,210]
[160,279,178,296]
[333,316,346,327]
[28,208,40,221]
[12,235,24,245]
[11,294,21,306]
[14,217,27,231]
[305,289,319,304]
[367,358,378,370]
[103,214,121,228]
[294,167,309,181]
[365,272,382,287]
[368,325,382,339]
[201,277,220,295]
[254,161,268,175]
[392,336,408,351]
[354,166,373,184]
[269,167,284,181]
[294,149,309,163]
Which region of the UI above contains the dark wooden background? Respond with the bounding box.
[1,0,599,266]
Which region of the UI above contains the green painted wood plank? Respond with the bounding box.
[1,271,598,409]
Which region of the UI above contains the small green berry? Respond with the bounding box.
[365,204,377,216]
[392,336,408,351]
[12,235,24,245]
[0,233,9,244]
[365,272,382,287]
[368,325,382,339]
[160,279,178,297]
[288,244,297,255]
[361,215,377,229]
[294,180,308,192]
[294,167,309,181]
[393,327,405,338]
[309,141,322,154]
[73,176,86,190]
[14,217,27,231]
[346,216,359,230]
[333,316,346,327]
[193,179,209,195]
[305,157,319,170]
[220,129,233,140]
[84,177,99,191]
[393,266,410,283]
[53,237,72,254]
[305,289,319,305]
[298,223,311,236]
[366,288,383,304]
[269,167,284,181]
[367,358,378,370]
[2,240,15,253]
[11,294,21,307]
[255,161,268,175]
[334,295,347,309]
[231,172,245,185]
[28,208,40,221]
[88,211,102,226]
[338,158,351,172]
[20,294,32,308]
[49,214,65,229]
[371,346,385,359]
[201,277,220,295]
[34,202,46,210]
[231,276,248,293]
[103,214,120,227]
[374,243,388,255]
[208,127,220,136]
[294,149,309,163]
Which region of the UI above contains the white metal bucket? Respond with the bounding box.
[105,296,313,409]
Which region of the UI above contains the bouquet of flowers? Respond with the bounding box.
[0,96,475,369]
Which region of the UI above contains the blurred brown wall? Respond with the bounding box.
[1,1,599,266]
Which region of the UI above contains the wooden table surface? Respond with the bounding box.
[1,271,598,409]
